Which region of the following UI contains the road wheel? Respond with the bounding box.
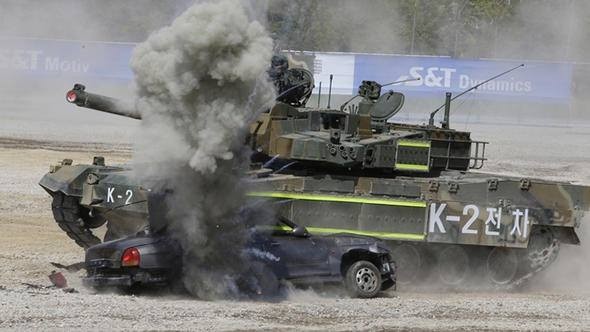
[79,207,107,229]
[486,247,519,285]
[344,260,382,298]
[436,246,469,286]
[391,244,422,285]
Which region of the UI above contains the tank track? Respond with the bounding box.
[51,192,102,249]
[509,227,561,288]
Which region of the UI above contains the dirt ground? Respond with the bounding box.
[1,121,590,331]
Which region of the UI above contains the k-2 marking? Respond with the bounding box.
[106,187,133,205]
[429,203,530,238]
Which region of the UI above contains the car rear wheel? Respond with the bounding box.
[344,260,382,298]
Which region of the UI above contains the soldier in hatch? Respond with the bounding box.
[268,54,314,107]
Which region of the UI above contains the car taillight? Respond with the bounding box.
[121,247,140,267]
[66,90,77,103]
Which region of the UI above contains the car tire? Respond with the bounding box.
[344,260,382,298]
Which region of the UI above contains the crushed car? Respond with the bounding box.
[83,216,396,299]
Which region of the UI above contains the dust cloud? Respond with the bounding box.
[0,0,178,42]
[533,215,590,293]
[130,0,275,299]
[454,2,590,292]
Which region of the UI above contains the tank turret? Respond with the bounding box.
[65,84,141,119]
[249,79,486,176]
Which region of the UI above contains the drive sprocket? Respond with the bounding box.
[489,227,560,289]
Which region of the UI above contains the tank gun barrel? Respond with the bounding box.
[65,84,141,120]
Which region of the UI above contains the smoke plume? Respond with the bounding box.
[130,0,274,299]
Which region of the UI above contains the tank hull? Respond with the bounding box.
[248,172,586,248]
[40,160,589,286]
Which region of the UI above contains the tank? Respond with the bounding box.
[40,69,590,288]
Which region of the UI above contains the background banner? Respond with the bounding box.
[0,37,573,102]
[0,37,134,80]
[352,54,572,101]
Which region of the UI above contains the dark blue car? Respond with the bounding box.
[84,217,396,298]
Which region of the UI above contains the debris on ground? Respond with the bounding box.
[21,281,78,294]
[48,271,68,288]
[21,282,50,290]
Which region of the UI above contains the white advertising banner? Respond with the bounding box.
[312,53,355,95]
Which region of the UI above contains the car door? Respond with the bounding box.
[267,233,332,278]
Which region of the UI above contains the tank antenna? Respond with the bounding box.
[379,77,421,88]
[317,81,322,108]
[327,74,333,109]
[428,63,524,127]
